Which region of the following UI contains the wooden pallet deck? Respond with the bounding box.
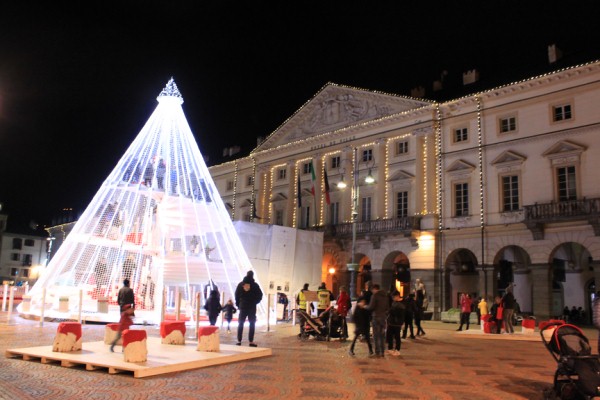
[5,337,272,378]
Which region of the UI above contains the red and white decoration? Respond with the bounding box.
[160,321,186,345]
[521,318,536,334]
[197,326,219,352]
[52,322,82,352]
[122,329,147,363]
[104,323,122,345]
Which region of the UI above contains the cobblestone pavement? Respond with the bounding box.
[1,312,595,400]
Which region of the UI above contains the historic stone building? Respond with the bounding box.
[209,61,600,321]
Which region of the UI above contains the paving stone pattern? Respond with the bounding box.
[1,314,592,400]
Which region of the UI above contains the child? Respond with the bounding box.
[386,291,405,356]
[204,289,222,326]
[222,299,237,333]
[348,297,373,356]
[110,303,134,352]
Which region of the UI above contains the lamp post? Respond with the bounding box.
[338,147,374,300]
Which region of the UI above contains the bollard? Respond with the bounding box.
[2,283,8,312]
[195,292,201,339]
[78,289,83,323]
[160,287,166,323]
[6,287,15,323]
[39,288,47,327]
[175,289,181,321]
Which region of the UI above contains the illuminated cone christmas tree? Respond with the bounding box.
[21,79,257,322]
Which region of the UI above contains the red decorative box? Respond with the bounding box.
[160,321,187,338]
[58,322,82,341]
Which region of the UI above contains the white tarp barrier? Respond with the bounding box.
[233,221,323,299]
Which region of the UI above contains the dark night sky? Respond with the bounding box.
[1,1,600,231]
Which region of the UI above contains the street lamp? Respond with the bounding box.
[337,147,375,300]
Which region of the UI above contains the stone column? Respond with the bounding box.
[256,166,269,224]
[311,155,322,226]
[530,263,552,320]
[286,160,295,227]
[341,146,353,223]
[375,138,386,219]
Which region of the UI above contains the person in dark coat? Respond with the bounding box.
[365,284,390,357]
[222,299,237,333]
[117,279,135,312]
[386,291,405,356]
[235,271,263,347]
[348,297,373,356]
[502,288,516,334]
[204,289,222,326]
[402,293,417,339]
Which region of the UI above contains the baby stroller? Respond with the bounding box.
[297,306,346,341]
[541,321,600,399]
[319,306,347,341]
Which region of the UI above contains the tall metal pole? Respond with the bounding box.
[349,147,359,300]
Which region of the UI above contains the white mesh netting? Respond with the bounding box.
[19,79,257,322]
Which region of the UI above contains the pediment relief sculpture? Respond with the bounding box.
[255,83,431,152]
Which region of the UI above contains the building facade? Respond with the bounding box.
[209,61,600,321]
[0,215,47,285]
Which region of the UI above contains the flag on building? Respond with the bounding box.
[323,168,331,205]
[297,174,302,208]
[309,161,317,196]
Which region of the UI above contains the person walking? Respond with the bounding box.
[501,287,516,334]
[117,279,135,312]
[235,271,263,347]
[204,289,222,326]
[348,297,373,357]
[386,291,405,356]
[110,304,134,352]
[222,299,237,333]
[457,293,473,331]
[402,294,416,339]
[365,284,389,358]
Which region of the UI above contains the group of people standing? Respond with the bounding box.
[349,280,428,358]
[458,287,517,334]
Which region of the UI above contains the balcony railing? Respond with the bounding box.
[309,216,421,238]
[523,197,600,239]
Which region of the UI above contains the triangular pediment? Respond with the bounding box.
[387,170,415,182]
[542,140,586,158]
[491,151,526,167]
[447,160,475,173]
[270,192,288,202]
[254,83,432,152]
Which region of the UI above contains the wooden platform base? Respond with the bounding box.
[5,337,272,378]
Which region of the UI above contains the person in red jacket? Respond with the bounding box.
[457,293,473,331]
[336,286,351,339]
[110,303,134,352]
